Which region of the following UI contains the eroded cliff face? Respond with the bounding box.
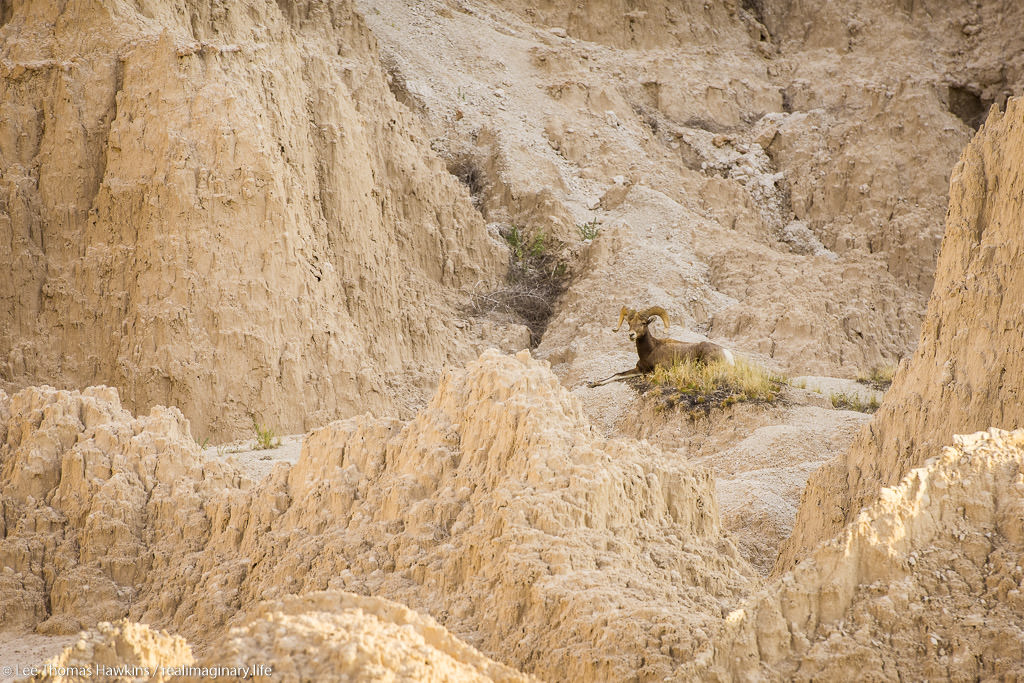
[0,384,247,635]
[779,96,1024,572]
[0,0,508,441]
[0,351,755,681]
[4,1,1024,681]
[690,428,1024,681]
[10,374,1024,682]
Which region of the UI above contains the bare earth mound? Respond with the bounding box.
[30,591,532,683]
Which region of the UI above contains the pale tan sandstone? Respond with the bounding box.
[620,395,872,576]
[25,592,531,683]
[0,0,508,442]
[686,428,1024,681]
[25,621,192,683]
[2,0,1024,681]
[197,590,535,682]
[0,384,246,635]
[0,351,754,681]
[134,350,754,680]
[780,96,1024,572]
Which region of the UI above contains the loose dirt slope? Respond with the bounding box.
[357,0,1022,387]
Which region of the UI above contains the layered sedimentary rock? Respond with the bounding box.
[0,0,506,441]
[779,96,1024,572]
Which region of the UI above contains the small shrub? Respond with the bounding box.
[528,229,547,258]
[640,356,785,415]
[470,225,569,346]
[503,224,526,260]
[447,155,485,202]
[577,216,600,241]
[253,419,281,450]
[830,392,880,414]
[857,363,897,391]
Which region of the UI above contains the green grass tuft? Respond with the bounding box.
[577,217,601,241]
[253,419,281,450]
[502,225,548,260]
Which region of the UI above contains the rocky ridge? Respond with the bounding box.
[0,351,754,681]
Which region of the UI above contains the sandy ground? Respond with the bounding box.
[0,633,76,682]
[202,434,305,482]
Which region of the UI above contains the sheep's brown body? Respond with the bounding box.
[588,306,733,387]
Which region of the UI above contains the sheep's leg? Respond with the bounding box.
[588,368,644,387]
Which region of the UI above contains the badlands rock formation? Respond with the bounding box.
[780,96,1024,572]
[9,361,1024,681]
[33,592,532,683]
[360,0,1022,392]
[32,621,193,683]
[691,428,1024,681]
[7,0,1022,444]
[201,591,535,682]
[0,351,753,681]
[0,0,512,441]
[3,0,1024,681]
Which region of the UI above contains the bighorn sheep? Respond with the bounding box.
[588,306,734,387]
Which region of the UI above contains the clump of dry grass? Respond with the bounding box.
[640,356,785,416]
[830,391,880,413]
[857,362,898,391]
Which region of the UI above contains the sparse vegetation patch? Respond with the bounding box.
[470,225,569,346]
[638,357,785,416]
[577,216,601,241]
[830,391,880,413]
[857,363,897,391]
[253,419,281,450]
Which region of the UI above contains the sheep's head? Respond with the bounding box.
[613,306,670,341]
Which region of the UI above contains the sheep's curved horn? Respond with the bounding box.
[612,306,632,332]
[640,306,669,328]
